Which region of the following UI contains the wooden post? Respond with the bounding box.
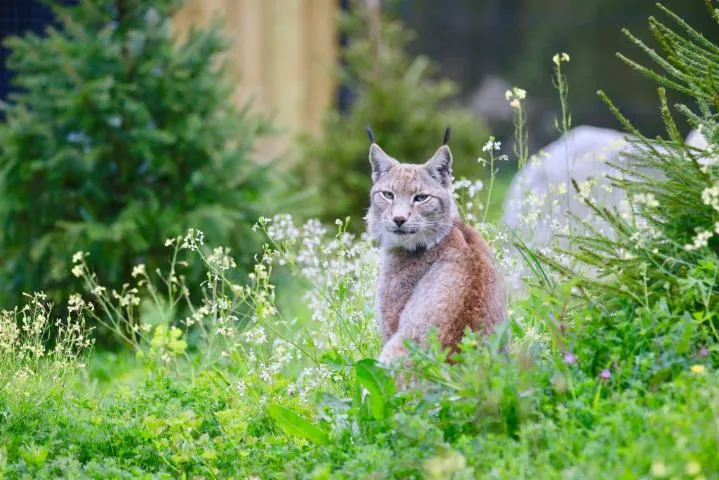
[173,0,338,162]
[305,0,337,136]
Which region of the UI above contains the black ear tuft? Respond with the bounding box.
[365,125,376,144]
[442,126,451,146]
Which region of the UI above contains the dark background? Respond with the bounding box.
[397,0,719,147]
[1,1,60,105]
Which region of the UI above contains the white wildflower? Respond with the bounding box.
[684,229,713,251]
[236,381,246,397]
[505,87,527,108]
[67,294,85,313]
[701,184,719,211]
[91,285,107,296]
[180,228,205,251]
[632,193,659,208]
[481,137,502,153]
[552,52,570,65]
[71,265,84,278]
[131,264,146,278]
[207,247,237,271]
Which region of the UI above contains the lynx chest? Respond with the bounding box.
[375,249,439,341]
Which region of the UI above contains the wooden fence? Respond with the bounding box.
[174,0,338,160]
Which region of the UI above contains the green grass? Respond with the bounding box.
[1,206,716,479]
[1,323,716,479]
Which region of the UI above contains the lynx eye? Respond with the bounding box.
[413,193,430,203]
[380,191,395,200]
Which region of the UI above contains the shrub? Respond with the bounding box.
[299,1,488,225]
[0,0,271,309]
[525,2,719,380]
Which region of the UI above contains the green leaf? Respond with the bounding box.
[675,312,698,355]
[267,403,329,445]
[353,358,396,420]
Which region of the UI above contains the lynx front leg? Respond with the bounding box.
[378,333,416,389]
[392,262,468,355]
[378,333,407,365]
[378,263,465,365]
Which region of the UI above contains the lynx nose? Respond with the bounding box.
[393,216,407,227]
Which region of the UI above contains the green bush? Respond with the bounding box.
[527,2,719,382]
[299,1,488,225]
[0,0,271,308]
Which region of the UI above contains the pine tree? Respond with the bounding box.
[0,0,270,308]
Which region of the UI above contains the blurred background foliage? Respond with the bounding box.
[298,0,719,225]
[299,1,488,225]
[0,0,271,309]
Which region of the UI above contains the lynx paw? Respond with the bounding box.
[378,336,406,365]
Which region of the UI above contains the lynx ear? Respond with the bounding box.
[369,144,398,182]
[442,126,451,145]
[425,145,453,188]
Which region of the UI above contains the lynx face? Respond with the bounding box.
[367,144,458,251]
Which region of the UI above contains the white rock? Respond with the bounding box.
[500,125,705,293]
[502,125,631,248]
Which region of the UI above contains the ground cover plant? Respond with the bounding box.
[1,2,719,479]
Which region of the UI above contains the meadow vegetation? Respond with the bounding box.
[1,2,718,479]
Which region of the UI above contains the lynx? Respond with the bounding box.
[366,128,506,364]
